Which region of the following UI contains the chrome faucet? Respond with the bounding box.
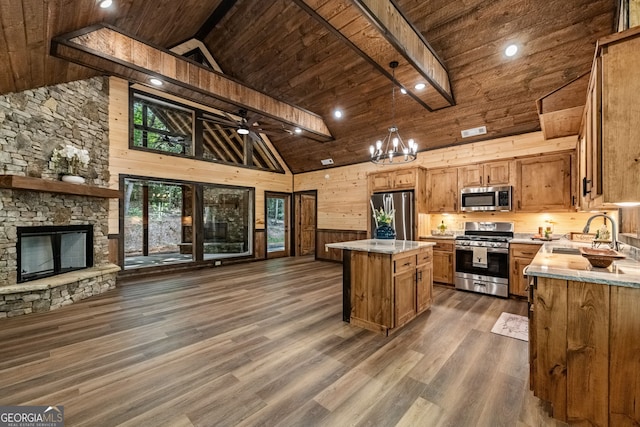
[583,214,619,250]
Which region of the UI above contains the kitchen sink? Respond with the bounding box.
[552,247,582,255]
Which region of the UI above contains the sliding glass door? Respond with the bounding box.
[123,177,254,269]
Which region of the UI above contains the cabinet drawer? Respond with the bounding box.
[432,241,454,252]
[417,249,432,265]
[510,243,542,258]
[394,254,416,275]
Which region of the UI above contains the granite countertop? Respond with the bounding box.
[419,234,457,240]
[326,239,435,255]
[526,240,640,288]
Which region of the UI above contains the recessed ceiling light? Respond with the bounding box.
[414,83,426,90]
[99,0,113,8]
[400,88,407,95]
[505,44,518,57]
[149,78,163,86]
[333,109,343,119]
[294,127,302,134]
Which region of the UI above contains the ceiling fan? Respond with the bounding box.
[198,109,300,141]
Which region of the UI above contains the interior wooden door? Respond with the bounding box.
[295,191,316,256]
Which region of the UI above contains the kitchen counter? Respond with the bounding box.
[526,240,640,288]
[326,239,434,254]
[418,234,456,240]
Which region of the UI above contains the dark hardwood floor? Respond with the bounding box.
[0,257,565,426]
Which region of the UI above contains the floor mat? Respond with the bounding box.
[490,312,528,341]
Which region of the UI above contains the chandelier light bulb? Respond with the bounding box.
[369,146,375,155]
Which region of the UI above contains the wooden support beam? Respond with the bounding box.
[294,0,454,111]
[50,24,333,142]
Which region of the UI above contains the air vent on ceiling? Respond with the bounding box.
[461,126,487,138]
[321,158,334,166]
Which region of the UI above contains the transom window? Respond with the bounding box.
[130,89,284,173]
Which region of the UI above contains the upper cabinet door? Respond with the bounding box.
[515,153,573,212]
[370,172,393,192]
[458,164,483,187]
[485,160,511,186]
[393,169,416,189]
[458,160,511,188]
[427,167,458,213]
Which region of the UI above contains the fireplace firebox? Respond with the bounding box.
[17,225,94,283]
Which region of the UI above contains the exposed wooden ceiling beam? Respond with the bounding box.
[294,0,454,111]
[194,0,237,41]
[50,24,333,142]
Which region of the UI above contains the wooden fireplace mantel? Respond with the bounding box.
[0,175,120,198]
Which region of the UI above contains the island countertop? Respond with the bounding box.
[525,240,640,288]
[326,239,435,255]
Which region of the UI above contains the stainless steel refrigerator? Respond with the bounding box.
[370,191,414,240]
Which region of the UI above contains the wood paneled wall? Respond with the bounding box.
[294,132,578,232]
[316,229,367,262]
[108,77,293,234]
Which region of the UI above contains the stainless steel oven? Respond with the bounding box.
[454,222,514,298]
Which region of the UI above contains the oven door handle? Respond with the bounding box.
[455,247,509,254]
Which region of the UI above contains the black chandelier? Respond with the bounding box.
[369,61,417,165]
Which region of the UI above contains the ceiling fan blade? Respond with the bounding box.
[245,111,263,126]
[247,131,265,144]
[199,116,238,127]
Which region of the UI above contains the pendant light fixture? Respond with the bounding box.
[370,61,417,165]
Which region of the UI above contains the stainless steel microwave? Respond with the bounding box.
[460,186,512,212]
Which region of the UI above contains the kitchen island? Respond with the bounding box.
[326,239,435,335]
[526,241,640,426]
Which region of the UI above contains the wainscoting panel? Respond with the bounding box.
[316,229,367,262]
[255,229,266,260]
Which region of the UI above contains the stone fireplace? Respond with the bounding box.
[0,76,120,318]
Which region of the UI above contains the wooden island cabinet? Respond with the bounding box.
[326,239,434,335]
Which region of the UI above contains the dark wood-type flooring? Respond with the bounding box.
[0,257,565,426]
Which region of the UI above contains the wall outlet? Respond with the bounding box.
[215,261,221,266]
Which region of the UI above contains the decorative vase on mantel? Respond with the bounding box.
[375,223,396,240]
[61,174,85,184]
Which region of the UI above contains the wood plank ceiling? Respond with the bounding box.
[0,0,616,173]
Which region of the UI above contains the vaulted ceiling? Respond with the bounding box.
[0,0,616,173]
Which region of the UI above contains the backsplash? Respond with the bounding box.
[426,211,618,236]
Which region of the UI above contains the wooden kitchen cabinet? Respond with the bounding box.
[515,152,575,212]
[458,160,511,188]
[347,246,433,335]
[529,276,640,425]
[394,269,417,328]
[416,249,433,313]
[579,28,640,208]
[427,167,458,213]
[421,238,454,285]
[369,168,416,192]
[509,243,542,297]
